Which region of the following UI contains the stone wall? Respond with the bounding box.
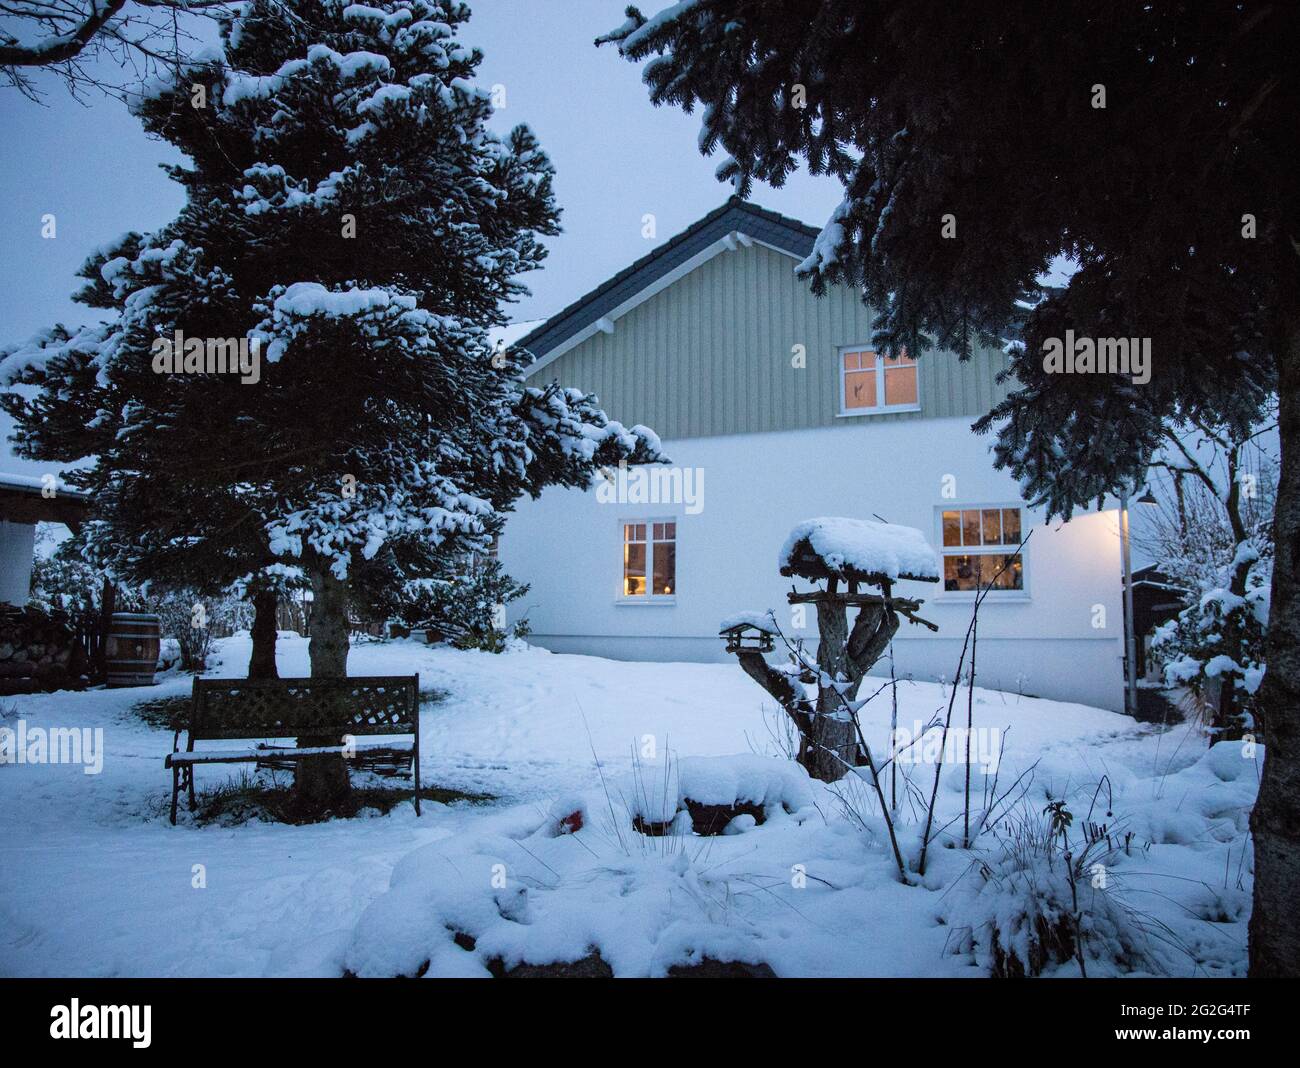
[0,604,85,695]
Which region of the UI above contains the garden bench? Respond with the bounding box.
[165,675,421,823]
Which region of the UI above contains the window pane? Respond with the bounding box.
[843,351,861,371]
[943,553,1023,592]
[982,508,1002,545]
[652,522,663,540]
[844,368,877,409]
[1001,508,1021,545]
[961,509,982,546]
[944,554,977,591]
[652,541,676,595]
[884,364,918,406]
[664,521,676,538]
[995,553,1024,590]
[623,541,646,596]
[942,511,961,547]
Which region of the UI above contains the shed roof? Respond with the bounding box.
[0,472,90,529]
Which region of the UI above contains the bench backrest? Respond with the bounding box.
[188,676,419,741]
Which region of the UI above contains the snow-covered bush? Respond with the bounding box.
[147,591,248,672]
[343,761,797,978]
[395,559,530,653]
[28,528,122,624]
[1152,543,1270,731]
[1139,414,1276,739]
[946,801,1150,977]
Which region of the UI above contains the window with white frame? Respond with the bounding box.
[622,520,676,598]
[940,506,1025,593]
[840,347,919,414]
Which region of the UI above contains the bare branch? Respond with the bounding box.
[0,0,128,66]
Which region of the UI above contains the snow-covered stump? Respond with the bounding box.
[721,517,940,783]
[626,755,817,837]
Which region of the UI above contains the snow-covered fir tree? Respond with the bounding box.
[2,0,661,665]
[2,0,663,803]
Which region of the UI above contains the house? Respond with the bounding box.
[499,199,1127,712]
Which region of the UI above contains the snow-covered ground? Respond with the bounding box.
[0,636,1255,977]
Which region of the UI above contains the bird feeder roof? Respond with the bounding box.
[718,611,780,636]
[779,517,940,585]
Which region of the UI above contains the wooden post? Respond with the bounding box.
[96,577,116,682]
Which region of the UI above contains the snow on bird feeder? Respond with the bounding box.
[778,516,941,589]
[718,611,779,654]
[721,517,940,784]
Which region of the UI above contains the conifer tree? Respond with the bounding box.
[2,0,663,808]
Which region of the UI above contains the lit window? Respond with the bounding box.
[841,348,919,413]
[940,507,1024,593]
[623,520,676,598]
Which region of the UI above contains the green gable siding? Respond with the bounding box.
[527,241,1014,440]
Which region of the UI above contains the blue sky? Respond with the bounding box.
[0,0,844,343]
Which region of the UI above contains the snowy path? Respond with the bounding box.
[0,636,1250,977]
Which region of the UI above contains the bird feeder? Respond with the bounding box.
[720,517,942,783]
[718,619,776,654]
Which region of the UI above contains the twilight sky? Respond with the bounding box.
[0,0,844,344]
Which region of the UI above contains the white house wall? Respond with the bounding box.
[501,417,1126,712]
[0,520,35,606]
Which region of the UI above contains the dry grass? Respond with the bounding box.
[190,769,494,826]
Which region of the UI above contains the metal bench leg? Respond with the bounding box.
[413,744,422,817]
[186,766,197,811]
[170,765,180,825]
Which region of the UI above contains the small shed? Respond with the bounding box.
[1130,564,1190,681]
[0,473,90,605]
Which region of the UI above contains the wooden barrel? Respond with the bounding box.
[105,612,161,687]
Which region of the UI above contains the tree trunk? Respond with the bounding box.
[308,565,350,678]
[294,563,351,813]
[807,600,857,782]
[1212,461,1256,740]
[247,588,279,680]
[1249,312,1300,976]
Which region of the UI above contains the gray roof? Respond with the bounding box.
[518,198,820,360]
[0,472,89,499]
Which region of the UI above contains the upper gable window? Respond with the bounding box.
[840,348,919,415]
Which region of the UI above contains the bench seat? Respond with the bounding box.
[166,739,414,767]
